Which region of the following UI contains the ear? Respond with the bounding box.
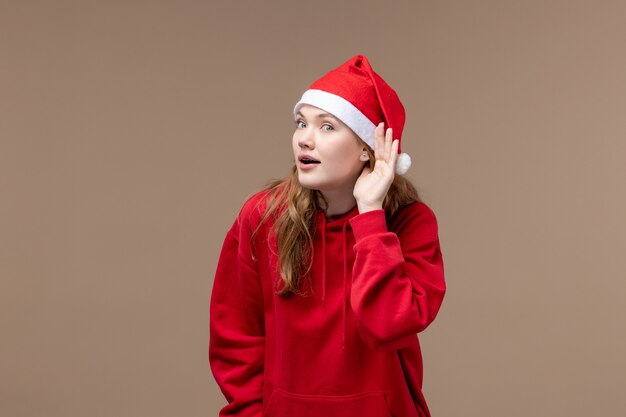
[360,148,370,161]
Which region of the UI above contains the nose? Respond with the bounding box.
[297,126,315,149]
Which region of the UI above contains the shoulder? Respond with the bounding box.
[389,200,440,241]
[229,188,276,238]
[238,188,272,220]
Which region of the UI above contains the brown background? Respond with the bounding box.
[2,1,625,416]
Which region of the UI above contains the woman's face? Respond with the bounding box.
[292,104,368,194]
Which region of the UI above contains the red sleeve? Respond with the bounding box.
[348,205,446,352]
[209,215,265,417]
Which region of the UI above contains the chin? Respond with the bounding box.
[297,180,319,191]
[296,175,323,191]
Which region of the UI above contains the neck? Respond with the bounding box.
[320,188,357,218]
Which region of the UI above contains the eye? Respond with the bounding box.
[295,119,306,128]
[322,124,334,132]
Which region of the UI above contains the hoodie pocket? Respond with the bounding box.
[263,387,392,417]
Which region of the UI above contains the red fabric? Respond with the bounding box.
[307,55,406,152]
[308,57,385,128]
[209,190,446,417]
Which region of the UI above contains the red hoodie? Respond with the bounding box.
[209,189,446,417]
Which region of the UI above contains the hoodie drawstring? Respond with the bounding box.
[321,217,327,307]
[341,220,348,350]
[318,211,351,350]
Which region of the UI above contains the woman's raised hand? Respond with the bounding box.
[353,122,399,213]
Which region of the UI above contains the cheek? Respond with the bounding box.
[324,145,360,174]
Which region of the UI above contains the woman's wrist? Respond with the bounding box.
[357,201,383,214]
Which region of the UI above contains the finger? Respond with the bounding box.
[374,122,384,161]
[384,127,393,161]
[390,139,399,172]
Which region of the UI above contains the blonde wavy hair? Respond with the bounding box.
[251,139,421,297]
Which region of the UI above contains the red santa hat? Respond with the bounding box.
[293,54,411,175]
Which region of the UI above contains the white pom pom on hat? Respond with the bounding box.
[293,55,412,175]
[396,152,411,175]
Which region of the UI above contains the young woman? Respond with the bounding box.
[209,55,446,417]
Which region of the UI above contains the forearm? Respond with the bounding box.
[348,208,446,351]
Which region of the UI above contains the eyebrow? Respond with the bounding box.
[295,111,338,121]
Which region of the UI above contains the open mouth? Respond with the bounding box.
[300,159,320,165]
